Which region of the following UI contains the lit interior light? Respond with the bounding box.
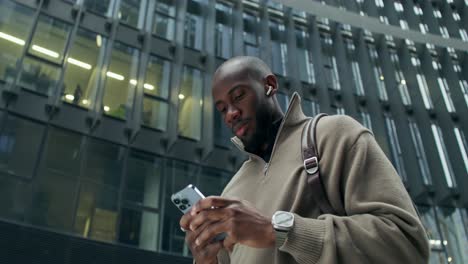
[65,94,75,101]
[200,100,203,105]
[67,57,92,70]
[104,106,110,112]
[143,83,154,90]
[443,240,448,245]
[82,99,89,105]
[32,45,59,58]
[0,31,25,46]
[96,34,102,47]
[401,79,406,85]
[448,257,452,262]
[106,71,125,81]
[178,94,185,100]
[380,75,384,81]
[130,79,137,85]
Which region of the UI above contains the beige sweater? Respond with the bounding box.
[216,93,429,264]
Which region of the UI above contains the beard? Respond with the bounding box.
[242,103,274,154]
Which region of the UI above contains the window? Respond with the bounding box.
[184,0,205,50]
[243,11,259,57]
[453,127,468,175]
[277,93,290,112]
[321,33,340,91]
[214,106,231,147]
[0,1,35,83]
[142,55,170,131]
[0,171,31,221]
[20,15,72,96]
[103,42,140,120]
[30,127,82,232]
[359,108,372,131]
[452,60,468,107]
[408,119,432,185]
[367,44,388,101]
[431,123,456,188]
[153,0,176,41]
[384,115,407,181]
[215,2,233,58]
[302,99,320,117]
[74,138,125,242]
[269,19,287,76]
[62,28,108,108]
[0,115,45,179]
[437,207,468,264]
[296,28,316,84]
[178,66,203,140]
[411,56,434,110]
[119,0,145,29]
[417,206,446,264]
[390,51,411,105]
[83,0,112,17]
[119,150,162,251]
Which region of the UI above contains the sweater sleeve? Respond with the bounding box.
[278,121,429,264]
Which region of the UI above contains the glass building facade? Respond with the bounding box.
[0,0,467,263]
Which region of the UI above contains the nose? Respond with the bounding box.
[225,105,240,127]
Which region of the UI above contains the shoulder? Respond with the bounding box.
[316,115,371,151]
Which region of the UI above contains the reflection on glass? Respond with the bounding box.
[63,28,107,108]
[321,33,340,91]
[119,208,160,251]
[390,51,411,105]
[269,20,287,76]
[0,1,35,82]
[417,206,446,264]
[437,207,468,264]
[184,13,204,50]
[178,66,203,140]
[74,138,124,242]
[198,167,229,197]
[431,124,456,188]
[29,15,71,64]
[19,57,61,96]
[0,115,45,178]
[243,11,259,57]
[103,42,140,120]
[125,151,162,209]
[367,43,388,101]
[83,0,112,17]
[142,97,168,131]
[153,0,176,40]
[119,0,143,28]
[31,127,81,231]
[384,115,407,181]
[408,119,432,185]
[215,2,233,58]
[302,99,320,117]
[144,55,170,99]
[214,107,230,147]
[0,172,30,221]
[296,28,315,84]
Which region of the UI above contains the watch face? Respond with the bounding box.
[274,211,294,228]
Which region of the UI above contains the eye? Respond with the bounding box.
[234,93,244,102]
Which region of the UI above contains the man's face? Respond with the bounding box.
[212,69,271,152]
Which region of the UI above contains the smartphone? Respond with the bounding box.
[171,184,227,241]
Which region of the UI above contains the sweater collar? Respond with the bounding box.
[231,92,308,154]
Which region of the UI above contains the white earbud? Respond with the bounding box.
[266,86,273,96]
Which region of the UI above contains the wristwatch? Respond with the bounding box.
[271,211,295,248]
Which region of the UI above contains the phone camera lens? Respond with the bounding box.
[181,199,189,204]
[179,205,187,211]
[173,198,180,204]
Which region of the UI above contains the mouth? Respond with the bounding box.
[233,121,249,138]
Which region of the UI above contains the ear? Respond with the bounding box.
[264,74,278,96]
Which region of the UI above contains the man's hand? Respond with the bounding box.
[183,221,222,264]
[180,196,276,252]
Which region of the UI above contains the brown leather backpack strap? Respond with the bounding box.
[301,114,335,214]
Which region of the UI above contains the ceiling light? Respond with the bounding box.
[0,31,25,46]
[104,106,110,112]
[130,79,137,85]
[401,79,406,85]
[82,99,89,105]
[144,83,154,90]
[32,45,59,58]
[178,94,185,100]
[379,75,384,81]
[106,71,124,81]
[96,34,102,47]
[65,94,74,101]
[67,57,92,70]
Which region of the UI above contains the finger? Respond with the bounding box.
[185,221,214,247]
[195,241,223,261]
[189,208,228,231]
[180,211,194,230]
[195,220,230,249]
[222,235,237,253]
[191,196,237,216]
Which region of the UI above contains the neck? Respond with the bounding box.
[255,110,284,162]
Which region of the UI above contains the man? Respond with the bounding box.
[180,56,429,264]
